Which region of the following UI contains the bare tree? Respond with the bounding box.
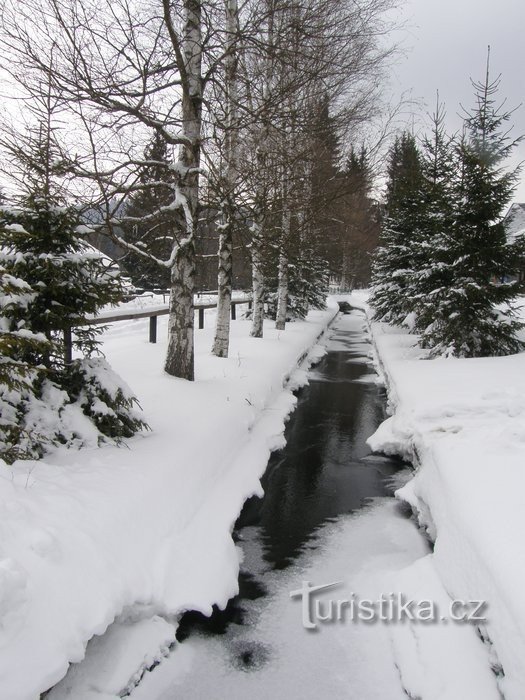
[1,0,206,380]
[0,0,396,372]
[211,0,239,357]
[235,0,396,334]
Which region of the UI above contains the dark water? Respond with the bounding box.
[177,309,403,640]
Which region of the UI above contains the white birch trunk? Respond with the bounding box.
[250,222,265,338]
[212,225,233,357]
[275,202,290,330]
[212,0,239,358]
[164,0,202,380]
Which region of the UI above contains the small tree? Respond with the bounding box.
[409,99,458,332]
[370,132,426,323]
[0,268,51,462]
[0,109,148,462]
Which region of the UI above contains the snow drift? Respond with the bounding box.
[363,292,525,700]
[0,302,337,699]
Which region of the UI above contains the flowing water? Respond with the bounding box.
[132,309,430,700]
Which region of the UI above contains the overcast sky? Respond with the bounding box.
[389,0,525,203]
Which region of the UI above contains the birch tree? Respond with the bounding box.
[211,0,240,357]
[237,0,395,334]
[1,0,205,380]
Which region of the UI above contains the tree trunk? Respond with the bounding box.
[275,203,290,330]
[212,225,233,356]
[212,0,239,358]
[164,0,202,380]
[165,241,196,380]
[250,223,265,338]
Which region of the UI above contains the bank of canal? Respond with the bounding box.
[132,309,431,700]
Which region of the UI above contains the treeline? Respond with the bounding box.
[0,0,390,383]
[371,65,524,358]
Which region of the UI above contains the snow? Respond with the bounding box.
[0,300,338,699]
[117,305,499,700]
[128,498,497,700]
[359,290,525,700]
[388,555,500,700]
[48,616,177,700]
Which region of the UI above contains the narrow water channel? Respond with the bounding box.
[133,309,430,700]
[177,308,405,638]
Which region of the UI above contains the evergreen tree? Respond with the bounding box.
[333,147,380,289]
[0,268,51,461]
[409,100,459,332]
[0,114,148,462]
[1,198,123,366]
[265,96,335,321]
[370,132,426,323]
[120,133,174,289]
[420,62,524,357]
[292,97,337,314]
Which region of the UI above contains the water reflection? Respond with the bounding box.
[241,311,402,568]
[176,309,403,639]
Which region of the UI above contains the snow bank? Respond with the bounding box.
[0,302,337,700]
[363,293,525,700]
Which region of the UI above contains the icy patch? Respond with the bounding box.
[126,498,494,700]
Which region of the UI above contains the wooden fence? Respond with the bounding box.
[64,294,252,363]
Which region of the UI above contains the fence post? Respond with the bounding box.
[64,327,73,364]
[198,307,205,329]
[149,315,157,343]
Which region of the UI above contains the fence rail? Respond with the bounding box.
[64,294,252,363]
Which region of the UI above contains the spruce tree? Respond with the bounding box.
[409,100,459,333]
[0,268,51,461]
[335,147,380,289]
[420,61,524,357]
[0,112,148,462]
[370,132,426,323]
[120,132,174,289]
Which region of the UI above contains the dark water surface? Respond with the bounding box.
[177,309,404,639]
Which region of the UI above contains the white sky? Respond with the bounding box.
[388,0,525,203]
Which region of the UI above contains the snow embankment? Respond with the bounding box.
[0,301,337,700]
[361,293,525,700]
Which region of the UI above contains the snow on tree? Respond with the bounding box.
[0,198,148,461]
[0,268,52,462]
[419,58,525,357]
[406,99,459,333]
[369,132,426,324]
[0,108,148,462]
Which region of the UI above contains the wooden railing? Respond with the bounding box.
[64,294,252,363]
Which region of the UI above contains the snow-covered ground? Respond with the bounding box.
[351,290,525,700]
[0,301,338,700]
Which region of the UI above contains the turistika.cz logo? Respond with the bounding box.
[289,581,487,630]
